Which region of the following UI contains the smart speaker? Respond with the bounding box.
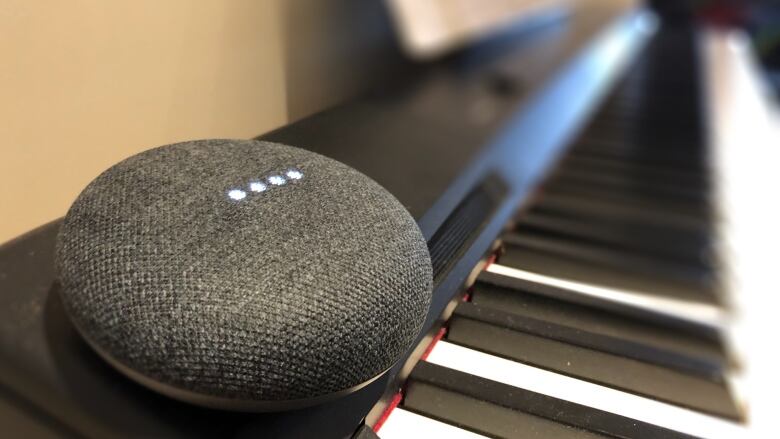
[56,139,433,411]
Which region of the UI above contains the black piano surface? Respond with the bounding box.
[0,3,679,438]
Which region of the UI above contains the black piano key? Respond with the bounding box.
[554,152,709,188]
[598,95,701,119]
[597,96,702,117]
[576,137,704,159]
[585,115,704,139]
[446,302,741,419]
[575,131,706,152]
[596,99,701,122]
[547,171,709,206]
[403,380,605,439]
[555,155,710,187]
[581,123,704,147]
[533,192,712,232]
[515,210,712,267]
[587,108,704,133]
[470,280,726,374]
[540,183,710,219]
[569,141,707,172]
[595,93,701,111]
[404,361,691,439]
[605,84,698,99]
[501,232,716,293]
[558,155,710,188]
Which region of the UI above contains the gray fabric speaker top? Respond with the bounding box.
[56,139,432,409]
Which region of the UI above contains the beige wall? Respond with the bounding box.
[1,0,401,244]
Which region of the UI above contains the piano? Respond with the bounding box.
[0,0,774,437]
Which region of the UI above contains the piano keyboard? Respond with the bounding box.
[374,23,750,439]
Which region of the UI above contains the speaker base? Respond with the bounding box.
[73,314,388,412]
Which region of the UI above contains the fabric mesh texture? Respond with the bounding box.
[56,139,432,403]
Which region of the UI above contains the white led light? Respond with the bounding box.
[267,175,286,186]
[285,169,303,180]
[227,189,246,200]
[249,181,267,192]
[227,168,299,201]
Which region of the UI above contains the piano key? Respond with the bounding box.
[573,141,707,164]
[569,140,707,171]
[547,167,711,207]
[582,123,704,147]
[470,280,727,374]
[403,364,611,439]
[703,28,777,436]
[596,100,703,127]
[528,197,712,240]
[423,341,746,438]
[446,302,741,418]
[481,264,726,336]
[501,232,715,289]
[598,81,700,104]
[583,119,703,140]
[555,144,707,174]
[595,101,704,122]
[501,227,713,278]
[515,209,711,266]
[613,85,698,101]
[493,249,711,307]
[578,121,705,147]
[533,192,711,231]
[588,98,702,122]
[557,155,709,188]
[377,408,489,439]
[558,148,707,178]
[549,167,709,203]
[541,181,710,218]
[588,110,689,133]
[586,110,704,135]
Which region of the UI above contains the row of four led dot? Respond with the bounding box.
[228,168,304,201]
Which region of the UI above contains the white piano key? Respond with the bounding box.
[704,29,780,438]
[486,263,727,332]
[426,341,746,439]
[378,407,489,439]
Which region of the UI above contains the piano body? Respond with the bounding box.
[0,0,776,437]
